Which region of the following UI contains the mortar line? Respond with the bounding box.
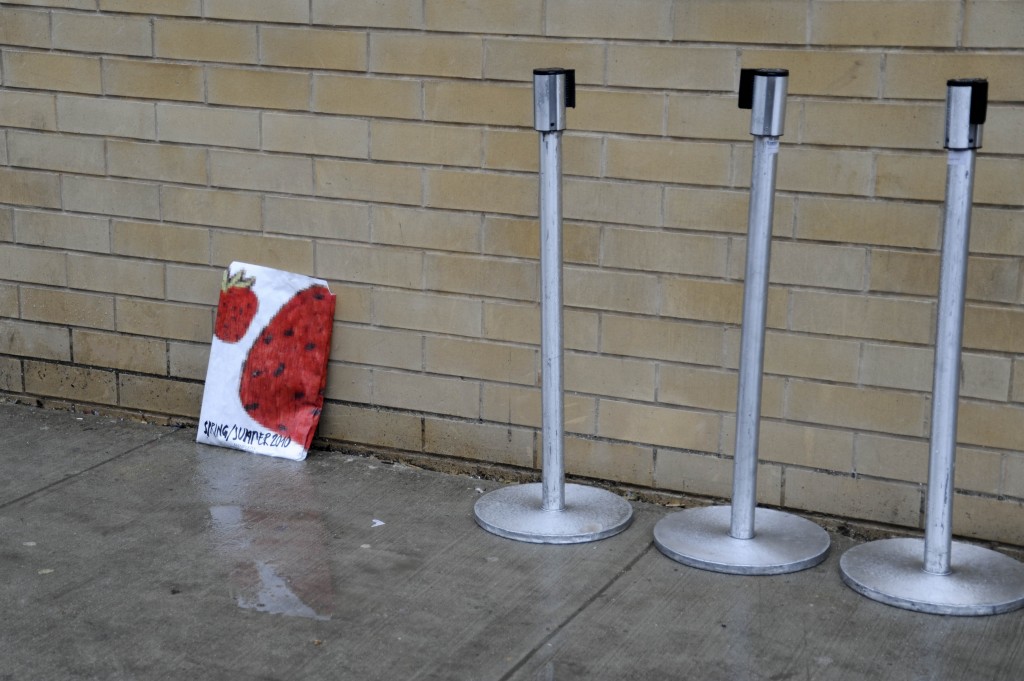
[0,426,184,511]
[497,542,656,681]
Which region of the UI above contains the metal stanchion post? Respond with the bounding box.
[652,69,831,574]
[473,68,634,544]
[840,79,1024,615]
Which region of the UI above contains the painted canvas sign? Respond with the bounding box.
[197,262,336,461]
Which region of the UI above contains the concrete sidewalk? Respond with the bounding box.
[2,402,1022,680]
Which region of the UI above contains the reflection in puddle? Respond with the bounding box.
[202,453,335,620]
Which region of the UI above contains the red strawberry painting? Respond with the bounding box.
[214,269,258,343]
[239,285,336,449]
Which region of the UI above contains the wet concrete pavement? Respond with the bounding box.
[2,402,1023,680]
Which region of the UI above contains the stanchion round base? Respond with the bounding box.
[474,482,633,544]
[839,537,1024,616]
[653,505,830,575]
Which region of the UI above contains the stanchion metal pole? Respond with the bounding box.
[840,79,1024,615]
[653,69,831,574]
[473,68,633,544]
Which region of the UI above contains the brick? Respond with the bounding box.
[961,353,1013,402]
[884,53,1024,102]
[425,418,534,467]
[0,357,24,393]
[665,187,794,235]
[480,383,596,434]
[314,74,421,120]
[0,91,56,131]
[424,253,536,301]
[0,243,66,286]
[206,0,308,23]
[602,314,724,366]
[3,0,94,8]
[674,1,808,44]
[99,1,200,16]
[165,264,219,304]
[210,150,313,195]
[482,302,599,352]
[662,278,787,327]
[371,32,482,79]
[986,107,1024,158]
[565,179,662,227]
[796,196,940,249]
[157,104,260,149]
[373,289,481,337]
[312,0,423,29]
[565,352,655,401]
[571,89,664,136]
[154,19,257,64]
[2,51,101,95]
[481,217,599,265]
[547,0,671,39]
[599,399,720,452]
[57,95,155,140]
[425,169,534,216]
[24,360,117,406]
[872,250,1019,304]
[372,120,481,167]
[425,337,537,385]
[603,227,729,278]
[72,329,166,375]
[566,267,660,315]
[0,319,70,361]
[757,420,854,472]
[260,26,366,70]
[334,284,374,325]
[331,324,421,371]
[759,331,860,383]
[373,370,479,418]
[1005,453,1024,497]
[605,138,731,186]
[161,186,261,230]
[952,494,1024,546]
[657,365,737,413]
[63,176,160,221]
[316,242,421,289]
[771,147,875,196]
[667,94,748,142]
[787,379,928,437]
[484,39,604,84]
[210,232,315,275]
[742,48,882,98]
[52,11,152,56]
[264,196,370,242]
[67,253,165,299]
[763,240,867,290]
[317,404,423,452]
[0,210,11,243]
[790,290,934,344]
[323,363,373,403]
[963,1,1024,48]
[168,341,208,380]
[424,0,542,34]
[263,113,369,159]
[785,468,920,527]
[874,153,945,202]
[803,101,943,150]
[119,374,202,417]
[975,157,1024,207]
[6,131,104,175]
[0,168,60,210]
[207,67,311,111]
[372,205,479,253]
[317,159,422,205]
[103,58,204,102]
[1014,359,1024,404]
[423,80,531,129]
[483,130,602,177]
[116,298,211,342]
[564,437,654,487]
[108,140,207,185]
[655,449,781,503]
[855,433,928,484]
[0,8,51,48]
[963,304,1024,353]
[608,44,734,91]
[811,1,959,47]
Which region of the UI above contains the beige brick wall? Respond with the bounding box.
[2,1,1024,544]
